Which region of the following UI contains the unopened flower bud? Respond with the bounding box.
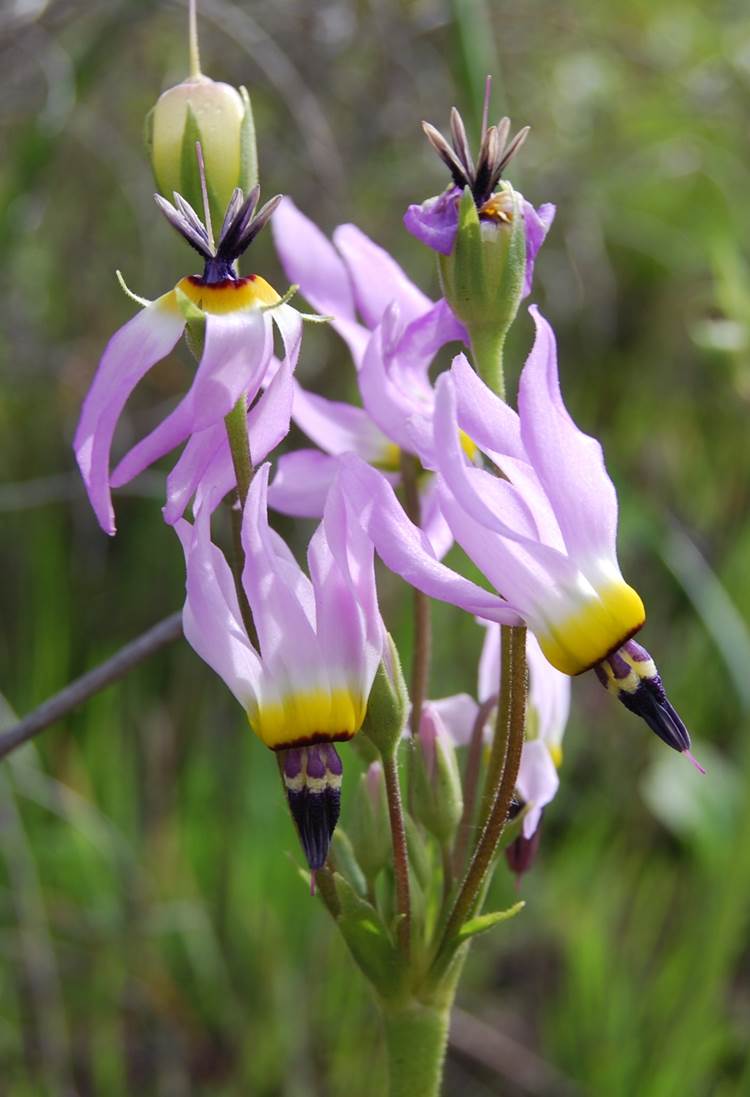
[439,186,526,382]
[348,762,391,881]
[411,705,463,845]
[361,633,408,757]
[146,76,257,230]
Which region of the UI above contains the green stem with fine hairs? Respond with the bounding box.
[470,327,506,399]
[382,1002,451,1097]
[382,749,411,958]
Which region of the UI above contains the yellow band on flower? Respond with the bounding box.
[537,581,646,676]
[249,687,366,750]
[176,274,280,314]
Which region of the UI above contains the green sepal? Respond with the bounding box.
[179,105,222,231]
[330,872,406,1000]
[361,633,409,757]
[330,828,367,898]
[410,727,463,846]
[455,901,525,943]
[348,769,390,883]
[175,286,206,362]
[239,86,258,193]
[439,183,527,393]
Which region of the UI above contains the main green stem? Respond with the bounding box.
[382,1002,450,1097]
[431,627,527,974]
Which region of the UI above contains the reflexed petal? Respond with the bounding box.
[516,739,559,839]
[175,512,262,711]
[292,382,393,463]
[272,198,356,319]
[521,201,555,298]
[248,355,293,465]
[267,449,339,518]
[403,188,461,255]
[419,475,454,560]
[518,307,619,569]
[333,223,432,329]
[338,455,519,625]
[449,353,525,463]
[430,693,479,747]
[163,422,226,525]
[526,631,570,756]
[241,464,323,691]
[358,309,427,452]
[74,294,185,534]
[112,309,272,489]
[478,622,500,704]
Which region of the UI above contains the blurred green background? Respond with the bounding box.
[2,0,750,1093]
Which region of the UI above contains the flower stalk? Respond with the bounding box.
[382,750,412,957]
[382,1002,451,1097]
[430,627,527,979]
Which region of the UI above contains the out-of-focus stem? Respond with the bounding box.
[224,396,256,643]
[431,628,526,972]
[477,626,514,828]
[452,695,496,876]
[188,0,202,80]
[399,452,431,739]
[382,750,411,957]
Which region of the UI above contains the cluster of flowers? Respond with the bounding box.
[74,90,699,878]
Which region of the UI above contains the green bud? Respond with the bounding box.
[411,707,463,846]
[439,185,526,393]
[361,633,409,757]
[146,77,258,229]
[348,763,391,883]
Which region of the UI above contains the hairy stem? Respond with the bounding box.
[471,327,506,399]
[452,696,496,876]
[431,627,526,970]
[382,1001,450,1097]
[0,614,183,762]
[382,750,411,957]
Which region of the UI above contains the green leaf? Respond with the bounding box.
[239,86,258,193]
[455,901,525,943]
[330,828,367,898]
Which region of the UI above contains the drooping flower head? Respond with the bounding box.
[339,308,700,767]
[175,464,384,870]
[74,183,301,534]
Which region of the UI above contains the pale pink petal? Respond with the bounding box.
[333,223,432,329]
[338,455,520,625]
[430,693,480,747]
[358,309,425,452]
[516,739,559,839]
[272,198,369,364]
[248,355,293,465]
[267,450,339,518]
[519,308,619,568]
[419,475,454,560]
[526,632,571,754]
[163,422,227,525]
[478,623,501,704]
[175,512,261,711]
[74,296,185,534]
[450,353,525,463]
[241,465,324,690]
[292,382,392,463]
[112,309,271,489]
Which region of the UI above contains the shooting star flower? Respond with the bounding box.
[74,184,301,534]
[175,464,383,872]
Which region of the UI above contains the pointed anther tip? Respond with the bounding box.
[683,749,707,775]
